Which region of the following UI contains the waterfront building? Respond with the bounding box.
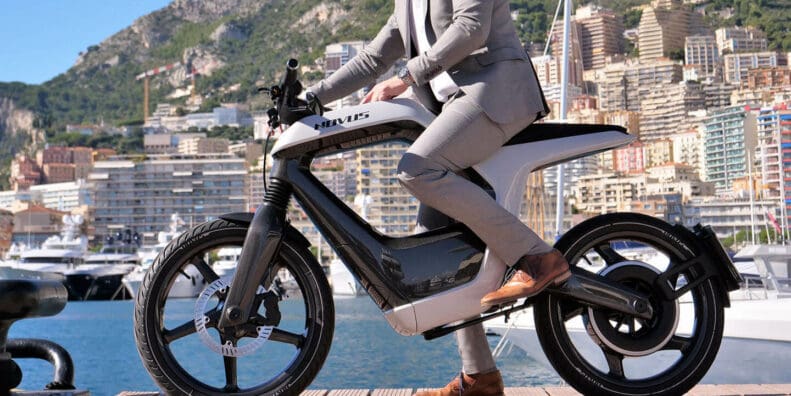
[9,204,66,247]
[90,154,246,239]
[715,27,768,56]
[597,60,683,112]
[703,106,758,195]
[1,180,95,213]
[723,52,787,85]
[687,197,777,238]
[356,142,418,236]
[638,0,703,62]
[625,193,696,227]
[639,81,706,141]
[685,36,720,80]
[574,4,623,70]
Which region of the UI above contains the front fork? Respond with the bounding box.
[218,177,292,329]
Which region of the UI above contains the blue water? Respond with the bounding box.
[9,297,560,395]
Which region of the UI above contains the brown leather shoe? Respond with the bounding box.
[480,249,571,307]
[413,371,505,396]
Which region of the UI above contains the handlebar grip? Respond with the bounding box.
[283,58,299,88]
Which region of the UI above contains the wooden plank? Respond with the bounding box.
[300,390,329,396]
[686,384,735,396]
[755,384,791,394]
[327,390,370,396]
[543,386,582,396]
[370,389,413,396]
[505,387,548,396]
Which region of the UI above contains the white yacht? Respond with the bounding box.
[3,215,87,274]
[123,214,204,298]
[329,258,365,297]
[484,244,791,385]
[68,233,141,300]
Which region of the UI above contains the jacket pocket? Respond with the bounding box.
[474,46,529,66]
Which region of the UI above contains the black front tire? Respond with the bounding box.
[134,219,334,395]
[534,213,725,396]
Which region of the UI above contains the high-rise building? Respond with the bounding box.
[672,130,705,176]
[639,81,706,141]
[723,52,787,85]
[356,142,419,236]
[703,106,758,195]
[685,36,720,79]
[715,27,768,55]
[90,154,246,238]
[323,41,369,108]
[755,104,791,226]
[597,60,683,111]
[575,4,624,70]
[638,0,703,62]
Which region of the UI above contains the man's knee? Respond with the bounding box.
[396,153,443,192]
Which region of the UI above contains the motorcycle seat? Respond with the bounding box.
[504,123,628,146]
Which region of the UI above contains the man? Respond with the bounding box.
[307,1,570,394]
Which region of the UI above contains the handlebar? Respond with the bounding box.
[266,58,322,128]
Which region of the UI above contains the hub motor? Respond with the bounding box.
[585,262,680,357]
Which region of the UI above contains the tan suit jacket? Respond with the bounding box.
[308,0,549,124]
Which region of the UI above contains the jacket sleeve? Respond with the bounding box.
[308,13,405,104]
[406,0,493,85]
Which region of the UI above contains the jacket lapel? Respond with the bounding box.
[396,0,411,55]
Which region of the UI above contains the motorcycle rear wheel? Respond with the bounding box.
[134,219,334,395]
[534,213,725,396]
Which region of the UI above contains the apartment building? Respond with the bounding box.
[575,4,624,70]
[356,142,419,236]
[571,171,648,215]
[685,36,720,79]
[715,27,768,55]
[747,67,791,90]
[90,154,246,238]
[177,137,230,155]
[644,139,674,167]
[639,81,706,141]
[612,141,646,174]
[703,106,758,195]
[638,0,703,62]
[597,60,683,111]
[723,52,787,85]
[672,130,705,177]
[755,104,791,224]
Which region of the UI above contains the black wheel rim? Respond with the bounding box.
[144,233,325,394]
[548,227,718,390]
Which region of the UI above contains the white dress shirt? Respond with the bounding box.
[409,0,460,103]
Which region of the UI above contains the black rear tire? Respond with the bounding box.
[534,213,725,396]
[134,219,334,395]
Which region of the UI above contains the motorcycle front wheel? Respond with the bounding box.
[134,219,334,395]
[534,213,725,396]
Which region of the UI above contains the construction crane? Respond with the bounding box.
[135,62,181,122]
[524,172,547,241]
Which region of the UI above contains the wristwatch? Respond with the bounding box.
[397,67,415,86]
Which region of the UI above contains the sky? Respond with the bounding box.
[0,0,172,85]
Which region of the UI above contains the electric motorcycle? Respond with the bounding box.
[134,59,741,395]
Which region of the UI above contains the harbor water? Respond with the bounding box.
[9,296,560,395]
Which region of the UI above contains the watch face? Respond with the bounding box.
[398,68,409,79]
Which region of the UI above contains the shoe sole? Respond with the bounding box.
[480,270,572,308]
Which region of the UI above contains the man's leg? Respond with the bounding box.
[397,95,552,266]
[414,204,496,375]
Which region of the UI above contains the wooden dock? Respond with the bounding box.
[116,384,791,396]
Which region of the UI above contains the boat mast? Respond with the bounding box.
[554,0,572,238]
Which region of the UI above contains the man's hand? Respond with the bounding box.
[362,76,409,103]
